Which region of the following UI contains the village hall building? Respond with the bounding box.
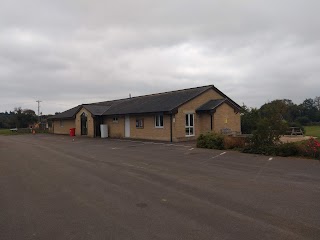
[49,85,241,142]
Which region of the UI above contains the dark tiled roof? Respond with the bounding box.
[196,99,226,112]
[102,85,212,115]
[196,98,241,112]
[48,105,82,119]
[50,85,241,118]
[83,105,111,116]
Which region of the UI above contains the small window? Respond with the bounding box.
[155,114,164,128]
[60,120,63,127]
[136,118,144,128]
[113,117,118,123]
[185,113,194,136]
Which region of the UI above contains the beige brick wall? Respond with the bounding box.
[53,119,75,135]
[130,114,171,141]
[173,88,241,141]
[199,113,212,134]
[173,88,223,141]
[103,116,125,138]
[75,108,95,137]
[213,103,241,134]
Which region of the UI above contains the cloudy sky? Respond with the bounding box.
[1,0,319,114]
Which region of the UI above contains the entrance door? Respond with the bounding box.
[81,112,88,135]
[125,115,130,137]
[94,116,102,137]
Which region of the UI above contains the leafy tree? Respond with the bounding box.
[241,105,260,134]
[11,107,37,128]
[300,98,318,122]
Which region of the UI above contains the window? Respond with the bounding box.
[155,114,164,128]
[60,120,63,127]
[113,117,118,123]
[136,118,144,128]
[185,113,194,136]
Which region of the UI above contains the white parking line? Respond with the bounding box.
[212,152,227,159]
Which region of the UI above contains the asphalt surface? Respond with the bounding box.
[0,134,320,240]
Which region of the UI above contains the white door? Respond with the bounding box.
[125,115,130,137]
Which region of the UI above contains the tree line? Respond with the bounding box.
[0,107,38,129]
[241,96,320,134]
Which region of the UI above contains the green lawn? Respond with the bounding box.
[0,129,17,135]
[304,126,320,138]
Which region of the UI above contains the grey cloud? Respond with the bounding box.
[0,0,319,114]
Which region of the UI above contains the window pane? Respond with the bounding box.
[155,116,158,126]
[190,127,194,135]
[190,114,194,126]
[186,127,190,135]
[185,114,189,126]
[160,115,163,126]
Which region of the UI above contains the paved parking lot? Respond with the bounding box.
[1,134,320,240]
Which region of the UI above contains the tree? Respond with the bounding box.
[300,98,318,122]
[259,99,300,122]
[241,105,260,134]
[13,107,37,128]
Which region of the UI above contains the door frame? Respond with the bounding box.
[125,115,130,138]
[81,112,88,135]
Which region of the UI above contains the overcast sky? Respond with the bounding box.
[1,0,319,114]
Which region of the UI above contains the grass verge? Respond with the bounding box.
[0,129,17,135]
[304,126,320,138]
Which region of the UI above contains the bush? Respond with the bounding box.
[243,145,277,155]
[303,137,320,159]
[243,142,300,156]
[251,118,287,148]
[197,133,224,150]
[276,143,300,157]
[197,133,319,160]
[243,138,320,159]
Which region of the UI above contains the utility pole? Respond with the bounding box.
[36,100,42,122]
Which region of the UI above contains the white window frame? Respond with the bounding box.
[185,113,195,136]
[113,117,118,123]
[155,114,164,128]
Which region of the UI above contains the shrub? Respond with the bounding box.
[276,142,300,157]
[197,134,208,148]
[197,133,224,150]
[243,138,320,159]
[303,137,320,159]
[251,118,287,148]
[243,145,277,155]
